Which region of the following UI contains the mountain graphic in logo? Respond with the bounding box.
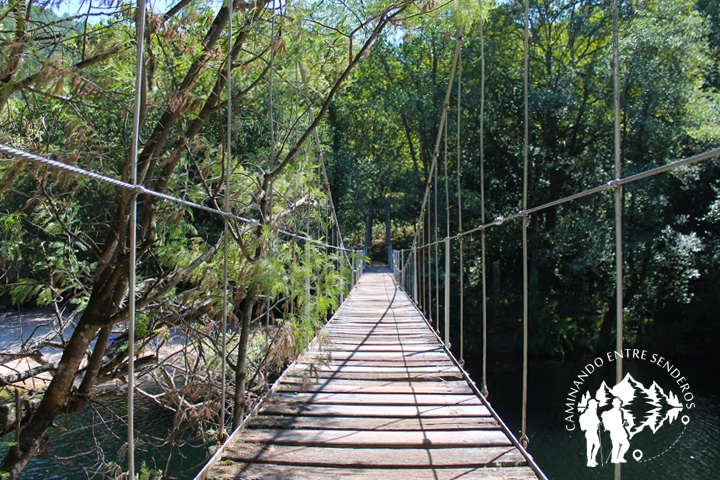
[577,373,683,466]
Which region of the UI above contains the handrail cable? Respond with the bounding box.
[0,144,356,252]
[127,1,146,477]
[401,145,720,251]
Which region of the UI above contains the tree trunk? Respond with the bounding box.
[232,283,257,430]
[0,316,100,478]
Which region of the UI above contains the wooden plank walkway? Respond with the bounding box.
[201,268,542,480]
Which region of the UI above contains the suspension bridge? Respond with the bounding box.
[1,0,719,478]
[197,267,545,479]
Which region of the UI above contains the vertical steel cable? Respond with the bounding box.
[423,225,427,315]
[434,145,439,329]
[413,243,418,302]
[613,0,623,478]
[424,217,427,318]
[457,41,465,365]
[444,91,450,348]
[220,0,233,442]
[128,1,146,477]
[520,0,530,449]
[479,0,487,395]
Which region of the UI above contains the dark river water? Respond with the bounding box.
[2,394,208,479]
[4,349,718,478]
[468,353,720,480]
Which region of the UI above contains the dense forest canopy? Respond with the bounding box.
[0,0,718,477]
[328,0,720,357]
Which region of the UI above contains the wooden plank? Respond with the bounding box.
[268,392,483,406]
[248,415,500,431]
[208,465,538,480]
[314,344,444,352]
[217,443,526,468]
[298,359,456,368]
[277,378,473,394]
[302,351,449,360]
[283,371,464,381]
[290,363,460,374]
[258,403,491,418]
[238,429,512,448]
[212,465,537,480]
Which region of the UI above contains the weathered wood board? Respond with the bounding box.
[203,268,541,480]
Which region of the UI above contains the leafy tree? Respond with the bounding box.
[0,0,416,476]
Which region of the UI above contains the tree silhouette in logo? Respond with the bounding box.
[577,373,683,467]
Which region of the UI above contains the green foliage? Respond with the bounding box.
[328,0,720,356]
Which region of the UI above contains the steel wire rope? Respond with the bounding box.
[435,122,440,331]
[443,97,450,347]
[457,36,466,367]
[0,143,360,254]
[428,213,432,325]
[612,0,623,477]
[520,0,530,450]
[127,1,146,477]
[410,145,720,250]
[219,0,234,442]
[479,0,487,395]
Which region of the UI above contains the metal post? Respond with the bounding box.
[444,236,450,348]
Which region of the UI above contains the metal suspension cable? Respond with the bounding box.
[521,0,530,449]
[612,0,623,478]
[479,0,487,393]
[128,1,146,477]
[0,144,357,253]
[411,145,720,251]
[443,99,450,347]
[457,42,465,363]
[422,225,427,314]
[427,183,431,323]
[456,46,465,365]
[220,0,233,442]
[434,134,439,329]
